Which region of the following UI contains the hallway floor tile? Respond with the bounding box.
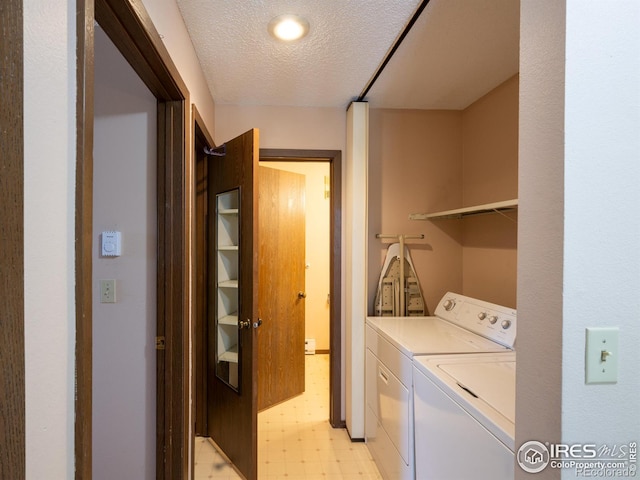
[195,354,382,479]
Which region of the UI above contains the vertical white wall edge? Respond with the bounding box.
[345,101,369,438]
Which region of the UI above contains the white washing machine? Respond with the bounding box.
[412,352,516,479]
[365,292,516,480]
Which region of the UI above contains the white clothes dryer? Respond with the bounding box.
[412,352,516,480]
[365,293,516,480]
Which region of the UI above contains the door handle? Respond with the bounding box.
[239,319,251,329]
[297,291,307,299]
[253,318,263,329]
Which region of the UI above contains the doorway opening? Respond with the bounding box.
[258,159,331,404]
[91,23,158,479]
[77,1,191,478]
[259,149,342,430]
[192,146,342,478]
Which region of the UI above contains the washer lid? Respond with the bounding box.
[440,360,516,423]
[413,352,516,450]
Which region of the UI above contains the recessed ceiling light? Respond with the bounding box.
[268,14,310,42]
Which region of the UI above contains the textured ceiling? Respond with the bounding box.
[176,0,519,110]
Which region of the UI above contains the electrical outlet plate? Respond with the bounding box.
[585,327,619,384]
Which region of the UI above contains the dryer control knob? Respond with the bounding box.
[501,319,512,329]
[443,299,456,311]
[478,312,487,320]
[489,315,498,324]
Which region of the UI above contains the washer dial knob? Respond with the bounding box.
[478,312,487,320]
[501,319,512,329]
[443,299,456,311]
[489,315,498,324]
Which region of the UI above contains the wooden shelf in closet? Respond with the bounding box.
[219,346,238,364]
[218,208,239,215]
[218,314,238,326]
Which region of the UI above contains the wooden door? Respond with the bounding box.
[257,166,306,411]
[207,129,260,480]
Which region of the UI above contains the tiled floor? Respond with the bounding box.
[194,354,382,479]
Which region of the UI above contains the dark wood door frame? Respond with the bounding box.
[1,0,25,478]
[77,0,190,478]
[193,105,214,441]
[192,148,343,474]
[259,149,343,428]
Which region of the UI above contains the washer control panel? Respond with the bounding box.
[434,292,517,349]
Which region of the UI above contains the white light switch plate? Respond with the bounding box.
[100,279,116,303]
[585,327,619,384]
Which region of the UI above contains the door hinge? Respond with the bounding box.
[156,336,166,350]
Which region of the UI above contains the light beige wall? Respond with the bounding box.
[368,109,464,314]
[93,26,157,479]
[461,75,519,308]
[24,0,76,476]
[214,104,346,150]
[462,75,519,206]
[516,3,565,477]
[368,76,519,312]
[262,162,331,351]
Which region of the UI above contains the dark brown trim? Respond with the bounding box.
[75,0,94,478]
[78,0,190,478]
[157,100,188,480]
[95,0,187,101]
[0,0,25,478]
[193,105,215,150]
[259,149,343,428]
[155,103,169,478]
[193,105,213,441]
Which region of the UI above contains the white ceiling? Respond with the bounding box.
[176,0,520,110]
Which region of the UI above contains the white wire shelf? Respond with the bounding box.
[409,199,518,220]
